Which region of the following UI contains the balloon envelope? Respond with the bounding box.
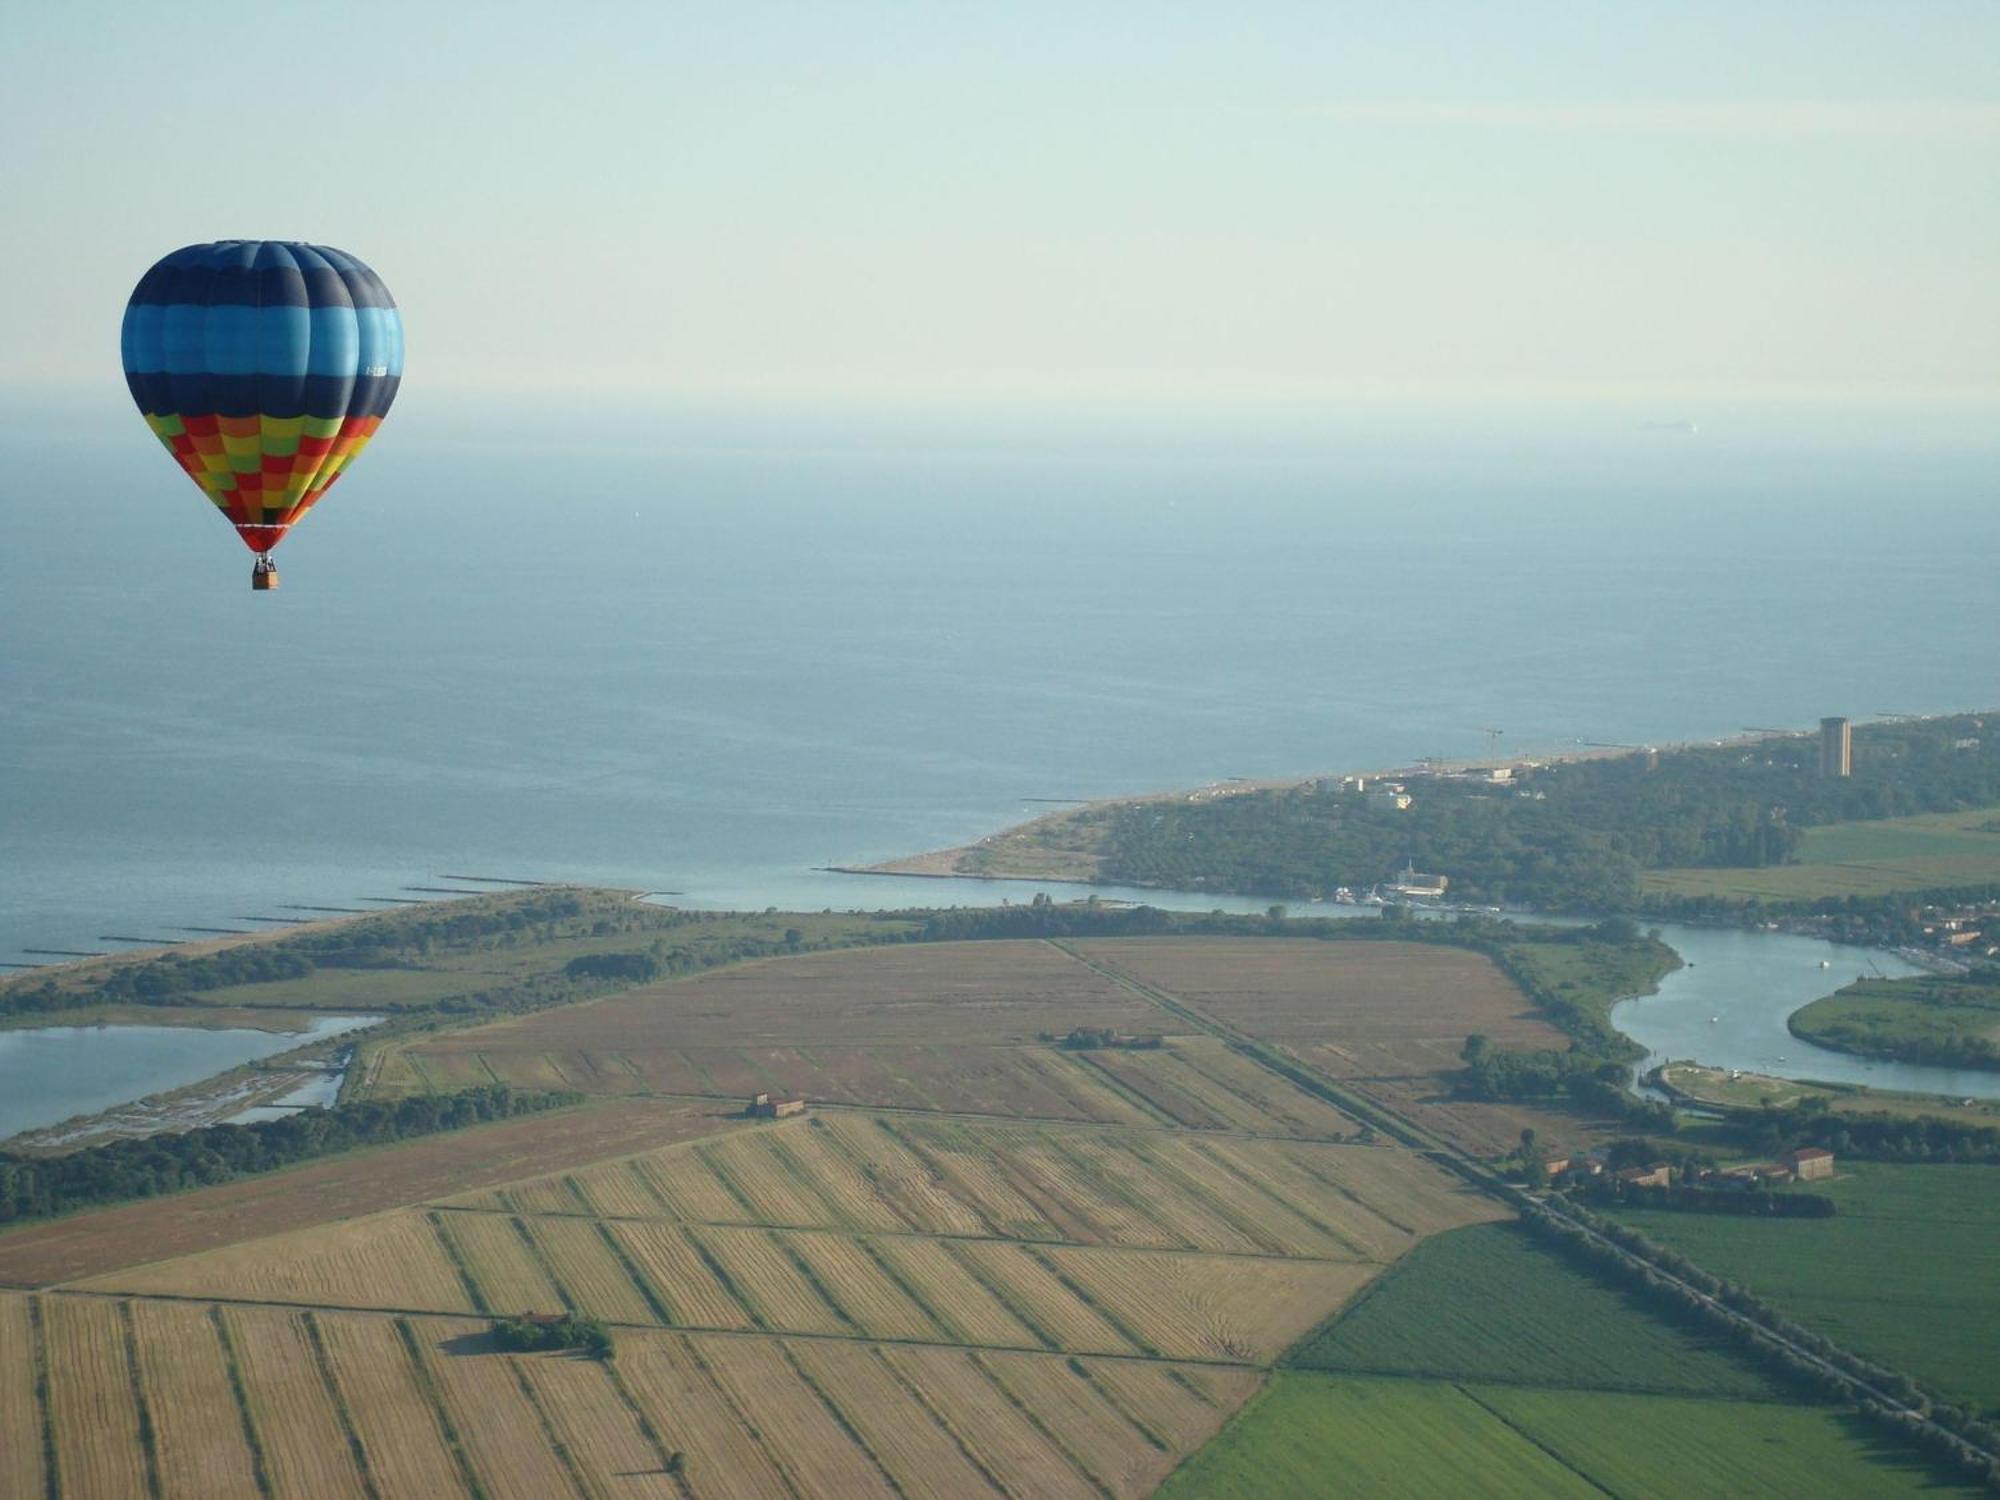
[121,241,402,554]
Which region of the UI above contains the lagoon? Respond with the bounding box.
[0,1014,377,1142]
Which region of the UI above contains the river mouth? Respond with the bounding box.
[0,1013,379,1143]
[1617,925,2000,1103]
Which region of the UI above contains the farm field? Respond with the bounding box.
[1068,937,1566,1077]
[1156,1373,1606,1499]
[5,1299,1262,1499]
[1066,936,1622,1155]
[1602,1162,2000,1411]
[1473,1385,1981,1499]
[1290,1222,1784,1397]
[14,929,1968,1494]
[379,939,1277,1124]
[0,1095,739,1288]
[1156,1373,1983,1499]
[71,1112,1497,1364]
[0,1295,45,1499]
[374,938,1415,1141]
[1642,804,2000,900]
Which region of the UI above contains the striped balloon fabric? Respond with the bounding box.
[121,241,403,555]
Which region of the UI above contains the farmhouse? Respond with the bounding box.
[1614,1163,1671,1189]
[746,1093,807,1118]
[1783,1147,1835,1181]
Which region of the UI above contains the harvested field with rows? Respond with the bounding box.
[2,931,1573,1495]
[0,1096,739,1288]
[1071,937,1563,1076]
[382,939,1377,1136]
[73,1111,1498,1362]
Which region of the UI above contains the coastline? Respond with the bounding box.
[840,739,1666,886]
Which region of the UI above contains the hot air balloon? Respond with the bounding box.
[121,241,403,590]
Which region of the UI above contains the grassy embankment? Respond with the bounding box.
[1160,1219,1980,1499]
[1788,974,2000,1072]
[1601,1162,2000,1413]
[1498,935,1680,1047]
[1643,805,2000,901]
[1656,1063,2000,1127]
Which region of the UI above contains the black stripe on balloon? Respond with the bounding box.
[126,265,395,310]
[126,372,400,423]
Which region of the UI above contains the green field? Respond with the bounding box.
[1291,1222,1780,1397]
[1473,1385,1979,1499]
[1157,1374,1979,1500]
[1790,974,2000,1071]
[1604,1162,2000,1411]
[1643,805,2000,901]
[1156,1374,1605,1499]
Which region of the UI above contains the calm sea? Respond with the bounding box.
[3,388,1997,959]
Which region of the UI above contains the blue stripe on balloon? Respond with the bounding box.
[353,307,404,377]
[305,305,361,377]
[120,304,402,379]
[120,303,162,372]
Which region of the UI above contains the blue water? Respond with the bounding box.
[4,389,1997,966]
[1615,925,2000,1101]
[0,1015,377,1141]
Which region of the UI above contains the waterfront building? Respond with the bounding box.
[1819,717,1852,778]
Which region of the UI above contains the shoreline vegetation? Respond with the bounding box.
[845,710,2000,924]
[1788,974,2000,1074]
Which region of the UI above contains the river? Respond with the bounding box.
[1616,924,2000,1102]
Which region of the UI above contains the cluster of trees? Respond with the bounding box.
[1520,1202,2000,1484]
[1459,1039,1673,1132]
[1452,919,1680,1134]
[1045,1026,1162,1050]
[0,1085,577,1225]
[1726,1099,2000,1165]
[490,1312,613,1359]
[3,945,320,1018]
[563,951,662,984]
[1092,714,2000,912]
[916,895,1181,942]
[293,891,590,961]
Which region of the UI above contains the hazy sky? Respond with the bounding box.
[2,2,1995,403]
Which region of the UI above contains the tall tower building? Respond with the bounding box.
[1819,717,1852,778]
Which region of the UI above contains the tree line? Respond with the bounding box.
[1727,1099,2000,1166]
[0,1084,578,1225]
[1091,712,2000,912]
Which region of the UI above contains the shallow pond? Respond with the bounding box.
[0,1014,376,1141]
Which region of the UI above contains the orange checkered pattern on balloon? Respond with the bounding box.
[145,412,384,538]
